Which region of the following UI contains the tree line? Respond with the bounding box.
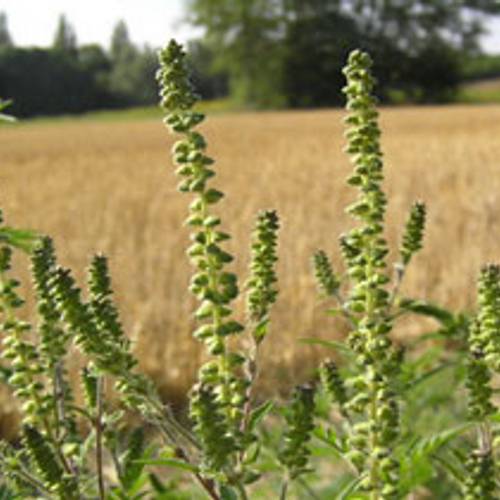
[1,1,500,117]
[0,14,161,117]
[186,0,500,108]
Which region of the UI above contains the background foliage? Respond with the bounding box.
[1,2,500,117]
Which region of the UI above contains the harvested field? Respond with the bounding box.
[1,105,500,412]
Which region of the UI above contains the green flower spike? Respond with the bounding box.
[157,40,246,429]
[0,245,50,427]
[466,321,494,421]
[50,259,151,411]
[340,50,401,499]
[313,250,340,297]
[400,201,426,265]
[30,236,78,444]
[246,209,280,343]
[462,449,496,500]
[280,384,316,479]
[476,264,500,372]
[31,237,69,367]
[23,425,79,499]
[189,382,237,475]
[320,359,349,418]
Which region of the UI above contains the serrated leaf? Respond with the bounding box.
[432,452,464,483]
[415,423,472,458]
[399,423,472,493]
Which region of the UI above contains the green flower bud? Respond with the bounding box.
[313,250,340,296]
[280,384,316,477]
[400,201,426,265]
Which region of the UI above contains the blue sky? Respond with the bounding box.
[1,0,499,52]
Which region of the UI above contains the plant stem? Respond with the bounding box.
[333,289,357,329]
[95,377,106,500]
[146,394,201,449]
[175,447,221,500]
[298,477,320,499]
[386,263,405,314]
[279,476,289,500]
[233,479,250,500]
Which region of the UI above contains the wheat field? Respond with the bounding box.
[1,105,500,422]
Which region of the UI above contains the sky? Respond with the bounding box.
[0,0,499,53]
[0,0,200,49]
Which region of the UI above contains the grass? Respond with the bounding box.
[14,99,239,127]
[458,77,500,103]
[1,104,500,417]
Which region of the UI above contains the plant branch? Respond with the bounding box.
[95,377,106,500]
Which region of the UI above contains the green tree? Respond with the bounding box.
[109,21,157,105]
[185,0,500,107]
[281,10,360,107]
[53,14,77,54]
[0,12,13,48]
[110,19,136,63]
[186,0,285,107]
[186,40,228,100]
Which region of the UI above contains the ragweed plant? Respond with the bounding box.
[1,44,500,500]
[157,40,283,498]
[462,265,500,500]
[310,50,420,500]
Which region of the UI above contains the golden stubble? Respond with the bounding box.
[1,105,500,404]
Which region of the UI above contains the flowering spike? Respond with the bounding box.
[476,264,500,372]
[400,201,426,265]
[320,359,349,417]
[246,210,280,343]
[313,250,340,297]
[157,41,247,434]
[338,50,401,499]
[189,383,237,474]
[279,384,316,478]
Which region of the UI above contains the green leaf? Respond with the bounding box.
[219,485,238,500]
[0,484,20,500]
[400,423,473,492]
[248,400,274,431]
[298,337,351,355]
[0,113,15,123]
[407,362,457,390]
[335,474,368,500]
[0,99,15,123]
[432,452,465,483]
[0,227,38,252]
[325,308,344,316]
[313,425,344,456]
[414,423,472,458]
[136,458,199,473]
[399,299,455,326]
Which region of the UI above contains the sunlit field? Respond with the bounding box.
[1,105,500,428]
